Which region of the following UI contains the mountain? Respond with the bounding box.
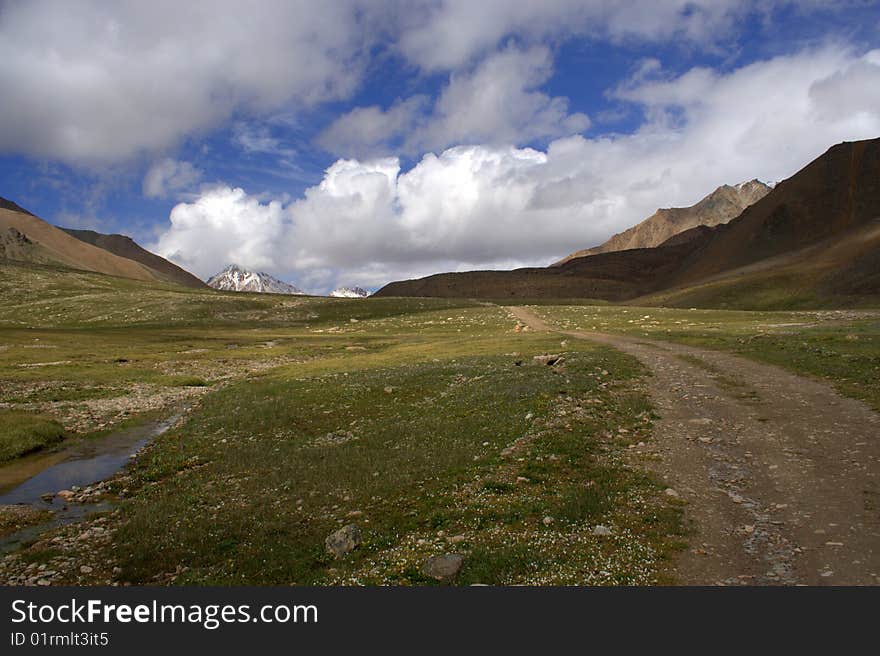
[553,179,771,265]
[0,195,207,288]
[375,138,880,308]
[206,264,306,294]
[330,286,370,298]
[1,198,169,283]
[61,228,207,289]
[0,197,35,216]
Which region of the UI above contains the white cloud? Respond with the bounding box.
[316,96,429,158]
[153,186,288,278]
[153,45,880,292]
[0,0,373,164]
[413,46,589,151]
[142,159,203,199]
[319,46,589,157]
[0,0,860,166]
[232,122,298,159]
[395,0,845,71]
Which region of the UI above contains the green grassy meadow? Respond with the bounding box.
[2,260,877,585]
[0,262,684,585]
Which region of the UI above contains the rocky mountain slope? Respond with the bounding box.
[1,196,207,288]
[330,286,370,298]
[62,228,207,289]
[1,199,166,283]
[554,179,771,265]
[376,138,880,308]
[206,264,305,294]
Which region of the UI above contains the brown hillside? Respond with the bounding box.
[62,228,207,289]
[0,206,160,283]
[553,179,770,265]
[669,139,880,287]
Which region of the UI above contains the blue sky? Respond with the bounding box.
[1,1,879,293]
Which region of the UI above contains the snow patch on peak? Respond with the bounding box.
[329,286,370,298]
[206,264,305,295]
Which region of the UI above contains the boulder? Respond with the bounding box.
[325,524,362,558]
[421,554,463,582]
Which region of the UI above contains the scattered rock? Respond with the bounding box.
[542,516,554,526]
[325,524,362,558]
[664,488,679,498]
[533,354,565,366]
[80,565,93,574]
[421,554,463,582]
[592,525,613,536]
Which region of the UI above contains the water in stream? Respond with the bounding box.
[0,412,182,552]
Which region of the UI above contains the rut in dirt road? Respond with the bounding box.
[509,306,880,585]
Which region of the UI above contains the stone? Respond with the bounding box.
[664,488,679,498]
[57,490,75,501]
[80,565,94,574]
[325,524,362,557]
[542,516,554,526]
[421,554,463,582]
[533,354,564,366]
[592,525,613,536]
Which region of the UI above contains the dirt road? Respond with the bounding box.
[509,306,880,585]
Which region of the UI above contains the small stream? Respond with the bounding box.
[0,411,182,553]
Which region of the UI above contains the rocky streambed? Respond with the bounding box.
[0,411,183,555]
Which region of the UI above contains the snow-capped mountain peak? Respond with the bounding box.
[329,286,370,298]
[206,264,305,295]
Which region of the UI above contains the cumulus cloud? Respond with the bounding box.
[142,159,203,199]
[0,0,373,164]
[152,187,289,278]
[152,45,880,292]
[319,46,589,157]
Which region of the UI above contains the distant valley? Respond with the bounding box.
[3,137,878,309]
